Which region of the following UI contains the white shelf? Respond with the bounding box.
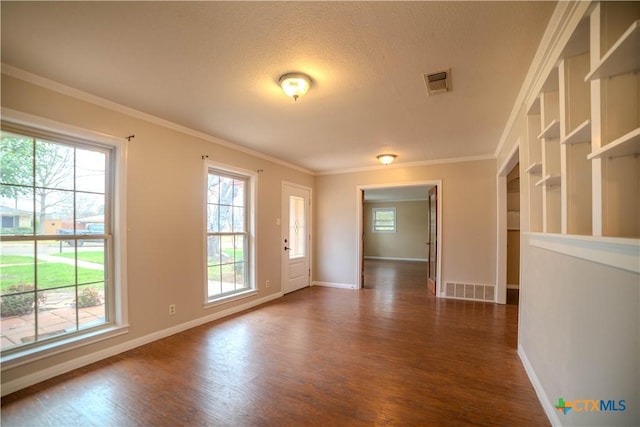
[535,174,561,187]
[525,162,542,175]
[560,119,591,145]
[587,127,640,160]
[537,120,561,140]
[586,20,640,81]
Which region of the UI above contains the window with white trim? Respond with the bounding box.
[0,125,119,355]
[206,166,255,301]
[372,207,396,232]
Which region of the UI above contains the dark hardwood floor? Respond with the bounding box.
[2,259,548,426]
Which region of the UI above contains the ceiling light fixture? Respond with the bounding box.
[377,154,397,165]
[279,72,312,101]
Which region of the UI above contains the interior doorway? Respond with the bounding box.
[506,163,520,305]
[496,142,520,304]
[357,181,442,294]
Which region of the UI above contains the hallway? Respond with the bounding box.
[2,260,548,426]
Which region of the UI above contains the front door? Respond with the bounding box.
[282,183,311,294]
[427,186,438,294]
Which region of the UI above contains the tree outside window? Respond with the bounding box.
[0,130,110,353]
[373,207,396,233]
[206,169,251,300]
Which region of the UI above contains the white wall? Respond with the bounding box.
[364,200,428,261]
[520,238,639,426]
[1,73,314,391]
[314,159,496,289]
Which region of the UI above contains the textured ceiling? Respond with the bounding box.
[0,1,556,173]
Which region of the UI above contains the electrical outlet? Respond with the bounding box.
[265,280,270,288]
[169,304,176,315]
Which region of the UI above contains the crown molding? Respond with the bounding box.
[1,63,314,176]
[317,154,495,176]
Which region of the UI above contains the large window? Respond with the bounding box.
[372,207,396,232]
[0,126,118,356]
[206,166,255,302]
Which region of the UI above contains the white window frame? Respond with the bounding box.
[372,207,397,233]
[203,161,257,307]
[0,109,129,370]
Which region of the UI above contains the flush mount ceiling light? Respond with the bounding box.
[377,154,397,165]
[279,72,312,101]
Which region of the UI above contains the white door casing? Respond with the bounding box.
[282,182,311,294]
[496,141,519,304]
[356,181,442,293]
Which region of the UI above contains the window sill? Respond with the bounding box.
[1,324,130,371]
[204,289,259,309]
[526,232,640,274]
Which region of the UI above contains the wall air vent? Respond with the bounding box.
[423,69,451,96]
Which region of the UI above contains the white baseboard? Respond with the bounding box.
[518,344,561,427]
[364,256,427,262]
[312,281,356,290]
[1,291,283,397]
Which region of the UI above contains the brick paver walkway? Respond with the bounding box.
[1,296,105,349]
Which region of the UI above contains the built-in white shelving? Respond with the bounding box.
[535,175,561,187]
[538,120,561,140]
[587,127,640,160]
[585,20,640,81]
[561,119,591,145]
[524,2,639,239]
[590,4,639,238]
[525,162,542,175]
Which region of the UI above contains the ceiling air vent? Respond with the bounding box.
[423,69,451,96]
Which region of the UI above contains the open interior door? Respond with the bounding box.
[361,189,365,288]
[427,186,438,295]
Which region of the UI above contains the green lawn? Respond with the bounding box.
[51,251,105,264]
[0,256,103,292]
[0,255,34,265]
[208,263,245,282]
